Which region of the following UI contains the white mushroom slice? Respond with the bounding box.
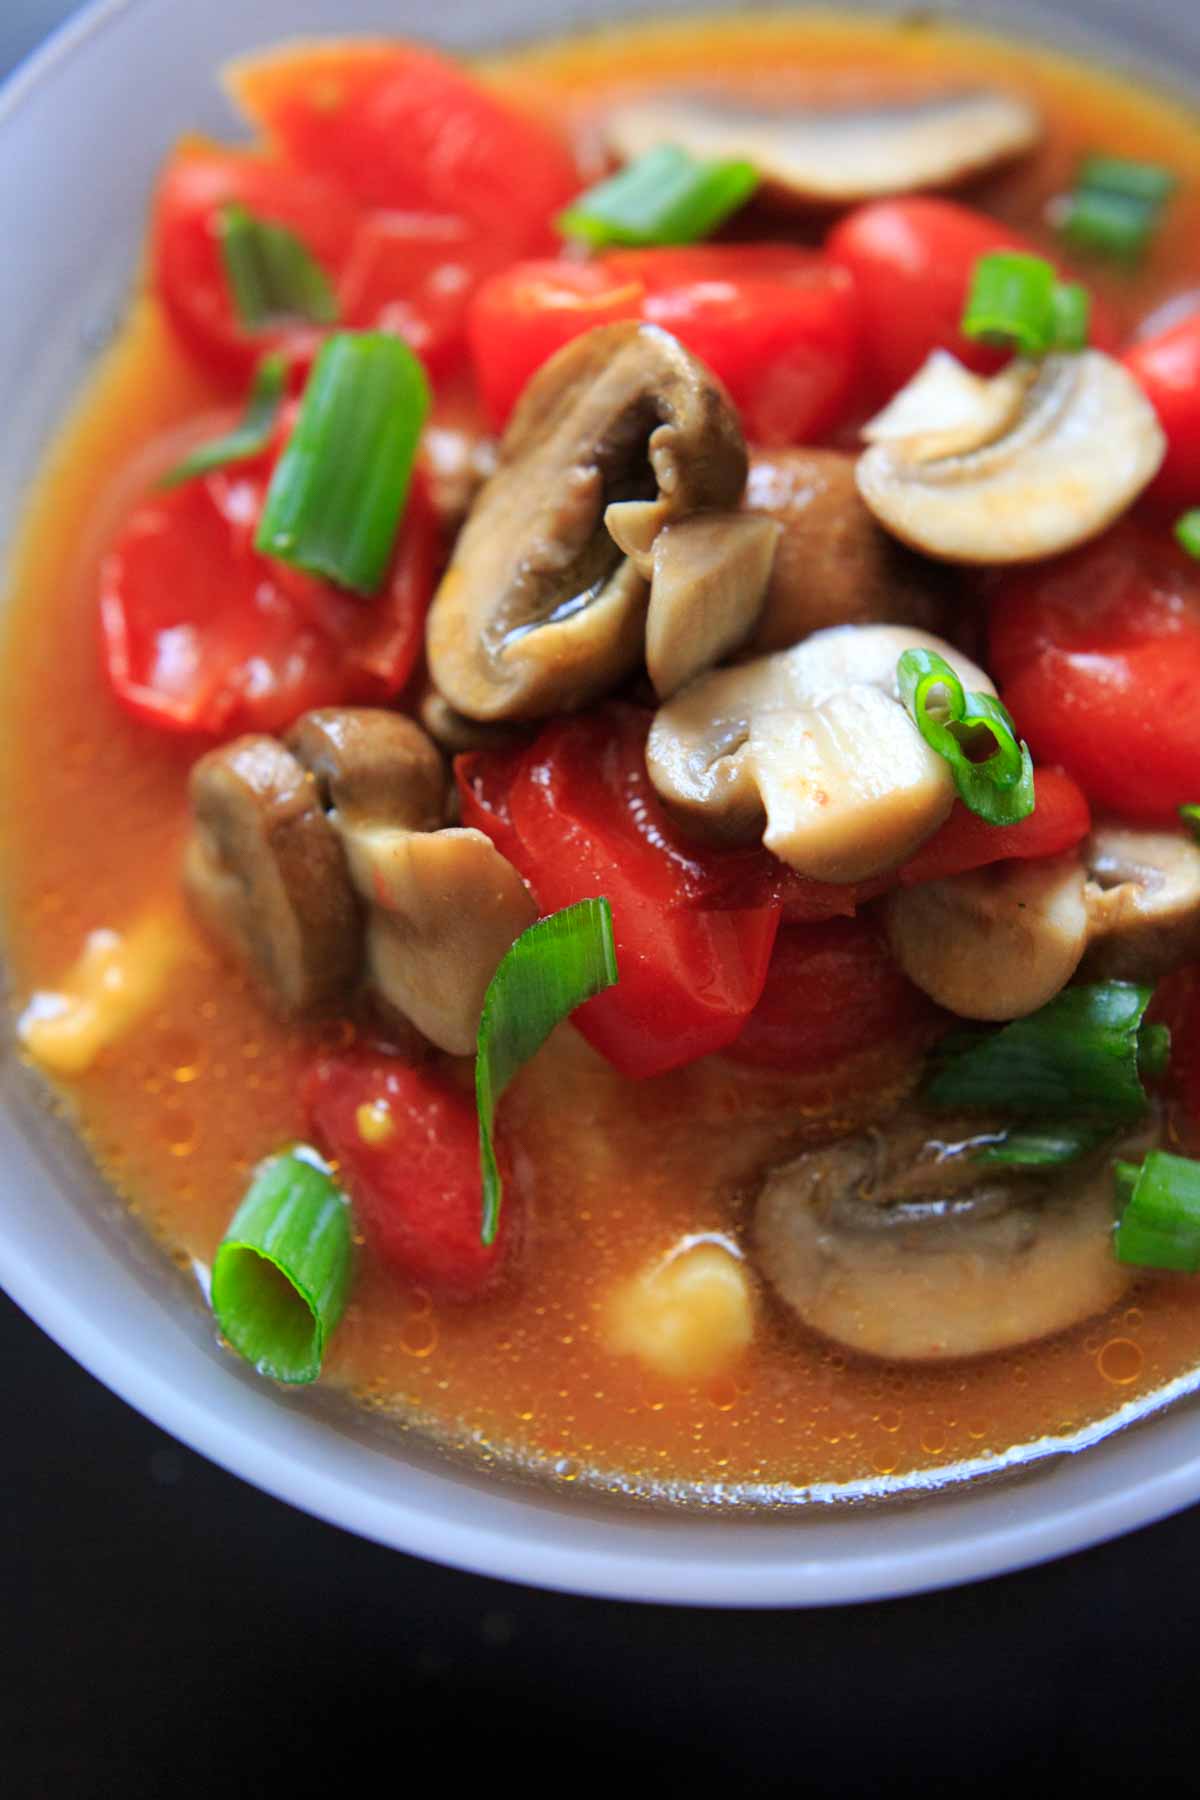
[754,1113,1138,1363]
[645,511,780,700]
[885,854,1090,1021]
[857,350,1166,564]
[604,86,1041,206]
[860,349,1032,461]
[341,824,537,1056]
[1083,826,1200,983]
[646,623,992,882]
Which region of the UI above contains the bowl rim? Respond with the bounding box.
[4,0,1200,1608]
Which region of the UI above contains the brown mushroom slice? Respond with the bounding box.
[885,854,1091,1022]
[340,824,537,1056]
[857,350,1166,564]
[422,423,498,534]
[646,623,992,881]
[425,321,747,722]
[645,511,780,700]
[743,449,947,652]
[184,735,360,1016]
[603,86,1040,206]
[753,1114,1134,1363]
[1082,826,1200,983]
[285,708,447,831]
[417,686,530,758]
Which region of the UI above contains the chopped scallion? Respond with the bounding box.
[1179,802,1200,840]
[973,1121,1112,1168]
[1058,155,1178,263]
[211,1146,352,1384]
[557,144,759,249]
[926,982,1162,1119]
[476,898,618,1245]
[1114,1150,1200,1273]
[897,647,1034,826]
[255,330,430,596]
[1050,280,1091,351]
[159,353,287,490]
[1175,509,1200,561]
[219,202,339,330]
[961,253,1091,357]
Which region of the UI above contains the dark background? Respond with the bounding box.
[4,4,1200,1793]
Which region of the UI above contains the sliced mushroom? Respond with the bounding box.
[417,686,530,758]
[743,449,948,652]
[422,422,498,534]
[340,824,537,1056]
[645,511,780,699]
[646,623,992,882]
[754,1112,1138,1362]
[184,735,361,1016]
[425,322,747,722]
[603,85,1040,206]
[885,854,1091,1022]
[857,350,1166,564]
[1083,825,1200,983]
[285,707,447,832]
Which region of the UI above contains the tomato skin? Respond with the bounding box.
[152,146,358,385]
[468,246,860,442]
[827,197,1116,400]
[99,418,437,738]
[989,525,1200,824]
[1124,313,1200,509]
[338,211,509,383]
[229,42,578,257]
[896,769,1091,887]
[724,917,933,1072]
[303,1052,513,1299]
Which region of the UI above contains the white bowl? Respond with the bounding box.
[3,0,1200,1607]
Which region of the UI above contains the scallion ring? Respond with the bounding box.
[219,202,339,331]
[1175,510,1200,561]
[1115,1150,1200,1273]
[897,647,1035,826]
[557,144,759,249]
[159,352,287,490]
[1057,154,1177,263]
[961,252,1092,356]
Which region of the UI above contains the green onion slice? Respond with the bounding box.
[557,144,759,249]
[1175,510,1200,561]
[159,352,287,490]
[476,898,619,1246]
[1050,280,1091,351]
[1058,155,1178,263]
[973,1121,1113,1168]
[1179,802,1200,840]
[211,1146,353,1384]
[255,330,430,596]
[1115,1150,1200,1273]
[961,253,1091,356]
[897,647,1035,826]
[926,982,1162,1120]
[219,202,339,331]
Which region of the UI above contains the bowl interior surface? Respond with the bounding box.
[2,0,1200,1607]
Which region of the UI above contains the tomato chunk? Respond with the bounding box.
[337,211,501,382]
[989,524,1200,823]
[304,1052,513,1299]
[1124,311,1200,510]
[896,769,1091,886]
[229,42,578,257]
[724,917,935,1073]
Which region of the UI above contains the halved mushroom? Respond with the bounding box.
[339,824,537,1056]
[285,707,447,832]
[417,686,530,758]
[753,1112,1138,1362]
[885,854,1091,1022]
[856,350,1166,563]
[1083,825,1200,983]
[645,511,780,699]
[646,623,992,882]
[743,449,948,652]
[184,735,361,1016]
[425,321,747,722]
[603,85,1040,207]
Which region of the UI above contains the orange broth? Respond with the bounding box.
[4,12,1200,1503]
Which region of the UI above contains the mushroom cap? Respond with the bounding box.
[645,623,992,882]
[857,350,1166,565]
[184,734,360,1016]
[885,853,1091,1022]
[285,707,447,831]
[743,448,948,653]
[425,321,747,723]
[644,510,780,700]
[603,85,1041,206]
[753,1113,1135,1362]
[1083,825,1200,983]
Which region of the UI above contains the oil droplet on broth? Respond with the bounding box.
[1097,1338,1144,1385]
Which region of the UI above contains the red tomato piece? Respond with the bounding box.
[827,197,1115,401]
[896,769,1091,886]
[338,211,498,382]
[1124,311,1200,510]
[303,1052,513,1299]
[152,144,358,385]
[455,743,533,869]
[724,917,934,1072]
[229,42,578,258]
[606,245,862,446]
[989,524,1200,823]
[99,417,437,737]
